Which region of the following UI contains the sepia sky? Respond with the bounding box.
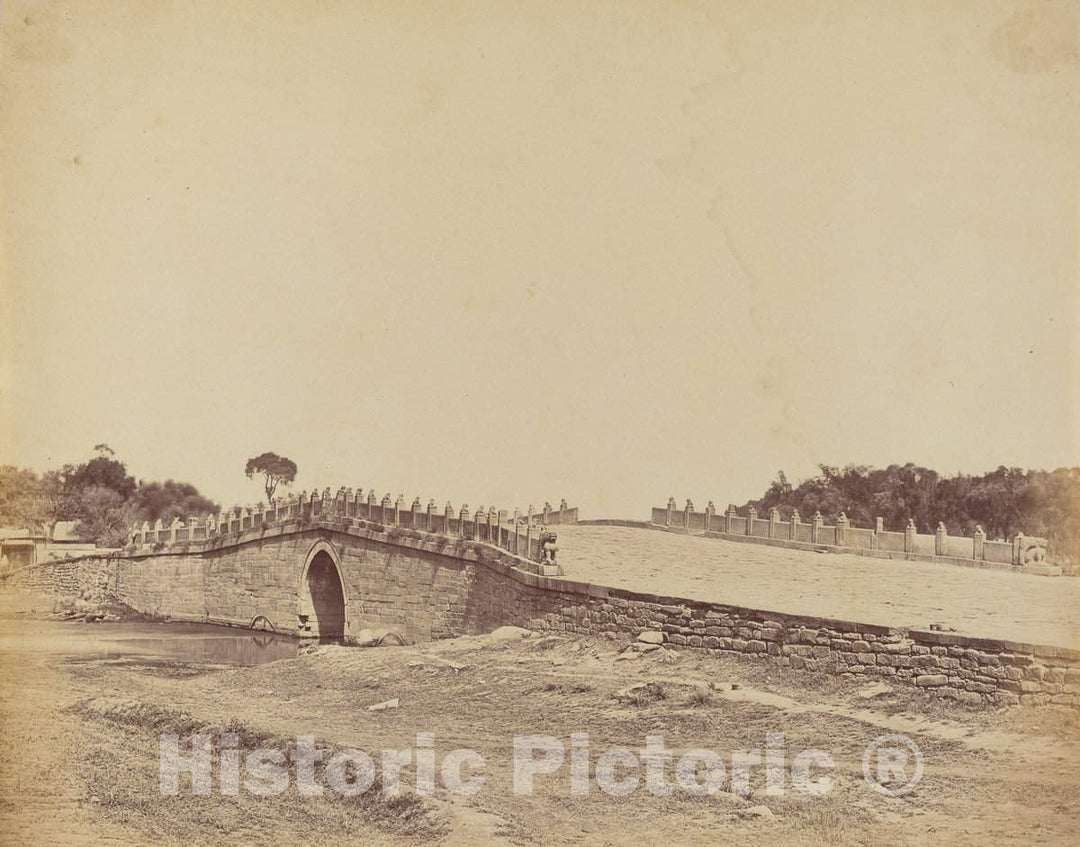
[1,0,1077,518]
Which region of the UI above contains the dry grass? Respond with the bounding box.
[68,697,445,843]
[685,685,713,707]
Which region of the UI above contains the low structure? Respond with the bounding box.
[0,522,100,571]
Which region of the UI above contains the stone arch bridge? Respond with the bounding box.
[109,487,576,643]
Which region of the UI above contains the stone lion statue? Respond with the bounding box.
[1019,536,1048,565]
[539,530,559,567]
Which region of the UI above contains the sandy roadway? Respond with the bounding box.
[555,526,1080,647]
[2,607,1078,846]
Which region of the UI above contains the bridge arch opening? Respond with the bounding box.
[299,543,346,640]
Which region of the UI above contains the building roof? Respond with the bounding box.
[0,527,35,540]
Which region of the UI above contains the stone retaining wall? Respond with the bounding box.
[468,561,1080,709]
[2,555,117,600]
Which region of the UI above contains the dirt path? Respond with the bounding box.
[0,654,146,846]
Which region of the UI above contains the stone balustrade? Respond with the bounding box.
[128,487,578,568]
[651,500,1055,573]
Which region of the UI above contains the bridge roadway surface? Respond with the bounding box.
[552,525,1080,648]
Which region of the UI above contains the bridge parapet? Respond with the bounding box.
[127,487,578,570]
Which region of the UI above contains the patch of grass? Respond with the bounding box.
[626,682,667,707]
[685,686,713,707]
[538,681,593,695]
[70,698,446,840]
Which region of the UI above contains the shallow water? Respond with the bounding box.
[0,619,300,666]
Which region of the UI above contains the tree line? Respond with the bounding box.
[0,445,218,547]
[739,463,1080,563]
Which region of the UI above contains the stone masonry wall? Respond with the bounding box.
[1,555,118,600]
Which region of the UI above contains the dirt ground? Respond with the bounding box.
[1,595,1078,846]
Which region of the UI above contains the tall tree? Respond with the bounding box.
[73,486,135,548]
[245,452,298,504]
[0,466,47,532]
